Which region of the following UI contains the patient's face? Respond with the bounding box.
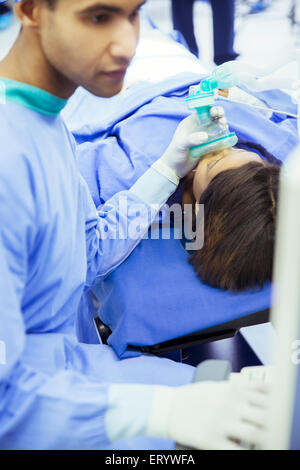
[192,147,263,202]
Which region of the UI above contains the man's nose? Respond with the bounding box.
[109,21,139,64]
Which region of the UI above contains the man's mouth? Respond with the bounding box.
[102,69,127,80]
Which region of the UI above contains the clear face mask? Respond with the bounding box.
[186,89,238,160]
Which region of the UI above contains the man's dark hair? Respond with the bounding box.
[189,141,282,292]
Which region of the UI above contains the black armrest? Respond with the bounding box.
[94,308,270,354]
[93,317,112,345]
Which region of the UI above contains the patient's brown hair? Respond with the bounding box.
[189,146,281,292]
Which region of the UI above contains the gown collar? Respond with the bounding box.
[0,78,68,116]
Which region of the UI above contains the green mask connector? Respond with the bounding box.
[186,88,237,159]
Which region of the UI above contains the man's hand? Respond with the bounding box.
[159,108,226,179]
[147,381,269,450]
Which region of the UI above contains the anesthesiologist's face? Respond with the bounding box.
[192,147,264,203]
[37,0,145,97]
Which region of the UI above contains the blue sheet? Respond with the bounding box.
[62,73,298,359]
[64,73,298,207]
[93,227,272,359]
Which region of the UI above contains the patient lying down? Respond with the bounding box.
[181,140,281,292]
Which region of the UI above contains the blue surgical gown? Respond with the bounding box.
[0,80,194,449]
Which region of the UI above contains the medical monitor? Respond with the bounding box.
[266,144,300,450]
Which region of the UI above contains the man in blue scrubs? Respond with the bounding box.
[0,0,268,450]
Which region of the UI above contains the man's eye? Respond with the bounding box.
[92,14,110,24]
[130,7,141,21]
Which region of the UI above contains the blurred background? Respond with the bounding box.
[144,0,299,68]
[0,0,299,71]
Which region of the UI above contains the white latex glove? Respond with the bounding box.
[152,108,225,182]
[147,381,268,450]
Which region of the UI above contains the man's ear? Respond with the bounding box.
[14,0,41,28]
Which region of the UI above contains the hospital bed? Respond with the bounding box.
[63,14,298,362]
